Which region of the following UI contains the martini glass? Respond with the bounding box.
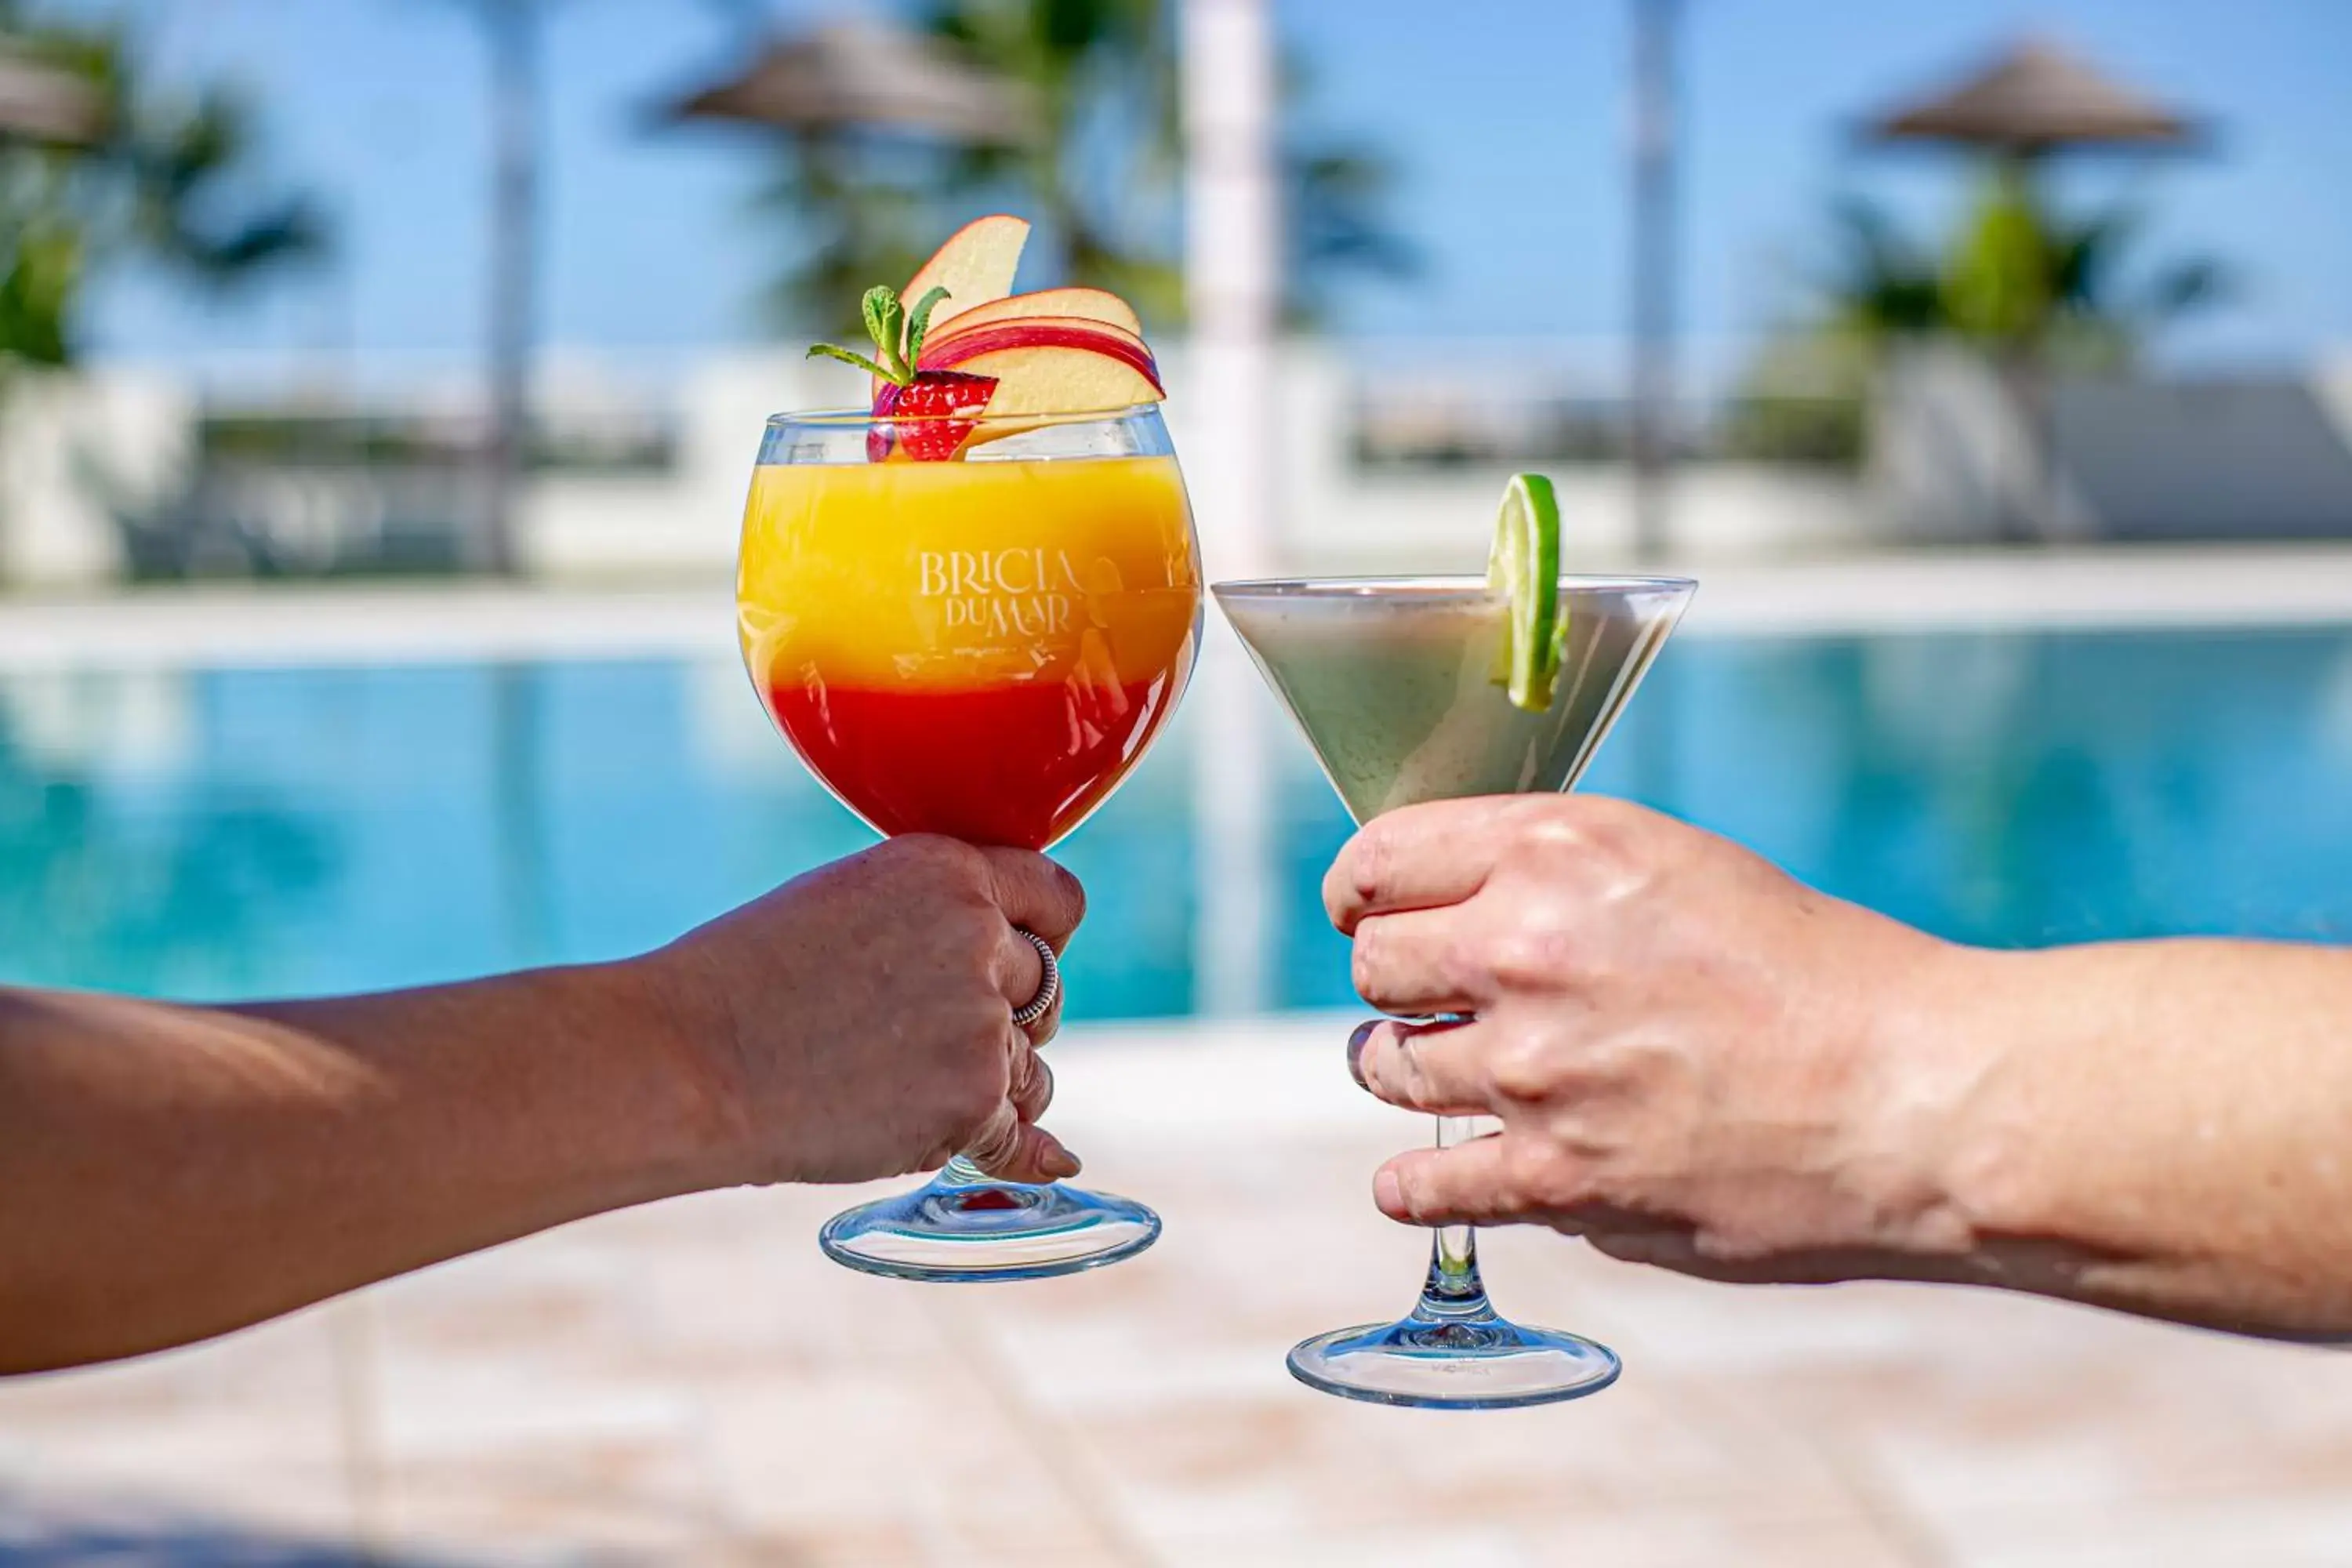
[740,404,1201,1280]
[1214,573,1694,1407]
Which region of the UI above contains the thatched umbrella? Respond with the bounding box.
[1867,37,2198,155]
[662,20,1034,145]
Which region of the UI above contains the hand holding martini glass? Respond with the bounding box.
[739,216,1201,1280]
[1217,476,1693,1406]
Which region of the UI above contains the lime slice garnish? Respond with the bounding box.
[1486,472,1564,710]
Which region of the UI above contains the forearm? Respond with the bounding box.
[0,964,740,1373]
[1929,939,2352,1336]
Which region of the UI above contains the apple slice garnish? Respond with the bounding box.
[903,215,1028,333]
[923,286,1143,344]
[949,342,1165,418]
[920,318,1160,388]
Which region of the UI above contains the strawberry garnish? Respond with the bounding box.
[809,284,997,462]
[870,372,998,462]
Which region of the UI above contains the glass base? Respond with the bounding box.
[818,1171,1161,1283]
[1287,1311,1622,1410]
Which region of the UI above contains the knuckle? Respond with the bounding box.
[904,833,989,888]
[1350,920,1388,994]
[1370,1029,1420,1102]
[1051,860,1087,925]
[869,832,928,870]
[1485,921,1570,990]
[1486,1031,1559,1104]
[1022,1054,1055,1111]
[1349,826,1390,907]
[1392,1030,1434,1098]
[963,1110,1016,1166]
[1390,1161,1436,1219]
[1507,794,1584,851]
[955,1092,1007,1145]
[1515,794,1646,867]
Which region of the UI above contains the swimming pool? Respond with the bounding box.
[2,625,2349,1018]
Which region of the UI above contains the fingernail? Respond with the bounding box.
[1040,1137,1082,1180]
[1374,1167,1405,1216]
[1347,1020,1378,1091]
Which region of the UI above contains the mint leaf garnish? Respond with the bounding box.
[814,281,956,388]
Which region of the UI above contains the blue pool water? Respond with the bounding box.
[2,626,2350,1018]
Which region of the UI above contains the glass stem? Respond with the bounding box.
[1415,1114,1497,1323]
[938,1154,989,1187]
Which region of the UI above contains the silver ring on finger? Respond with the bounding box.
[1010,927,1061,1029]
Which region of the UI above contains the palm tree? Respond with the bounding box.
[0,5,322,374]
[1722,175,2223,472]
[759,0,1412,333]
[919,0,1182,318]
[1815,195,1950,345]
[1823,171,2222,368]
[1946,165,2223,368]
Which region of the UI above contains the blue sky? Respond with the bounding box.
[82,0,2352,381]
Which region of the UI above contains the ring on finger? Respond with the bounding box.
[1011,927,1061,1029]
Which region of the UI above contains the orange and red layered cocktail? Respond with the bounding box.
[739,448,1200,849]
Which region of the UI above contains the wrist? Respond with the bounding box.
[1914,942,2115,1280]
[1842,934,2026,1263]
[587,953,763,1196]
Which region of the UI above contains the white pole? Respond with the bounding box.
[1181,0,1278,1018]
[1628,0,1680,563]
[481,0,540,577]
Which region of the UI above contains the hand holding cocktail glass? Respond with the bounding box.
[1215,477,1694,1408]
[655,834,1085,1186]
[1328,793,1963,1268]
[738,217,1198,1280]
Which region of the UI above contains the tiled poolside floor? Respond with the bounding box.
[9,1018,2352,1567]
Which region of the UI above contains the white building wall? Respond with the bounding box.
[53,339,2352,590]
[0,369,194,588]
[2315,350,2352,451]
[1269,342,1871,572]
[519,350,868,580]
